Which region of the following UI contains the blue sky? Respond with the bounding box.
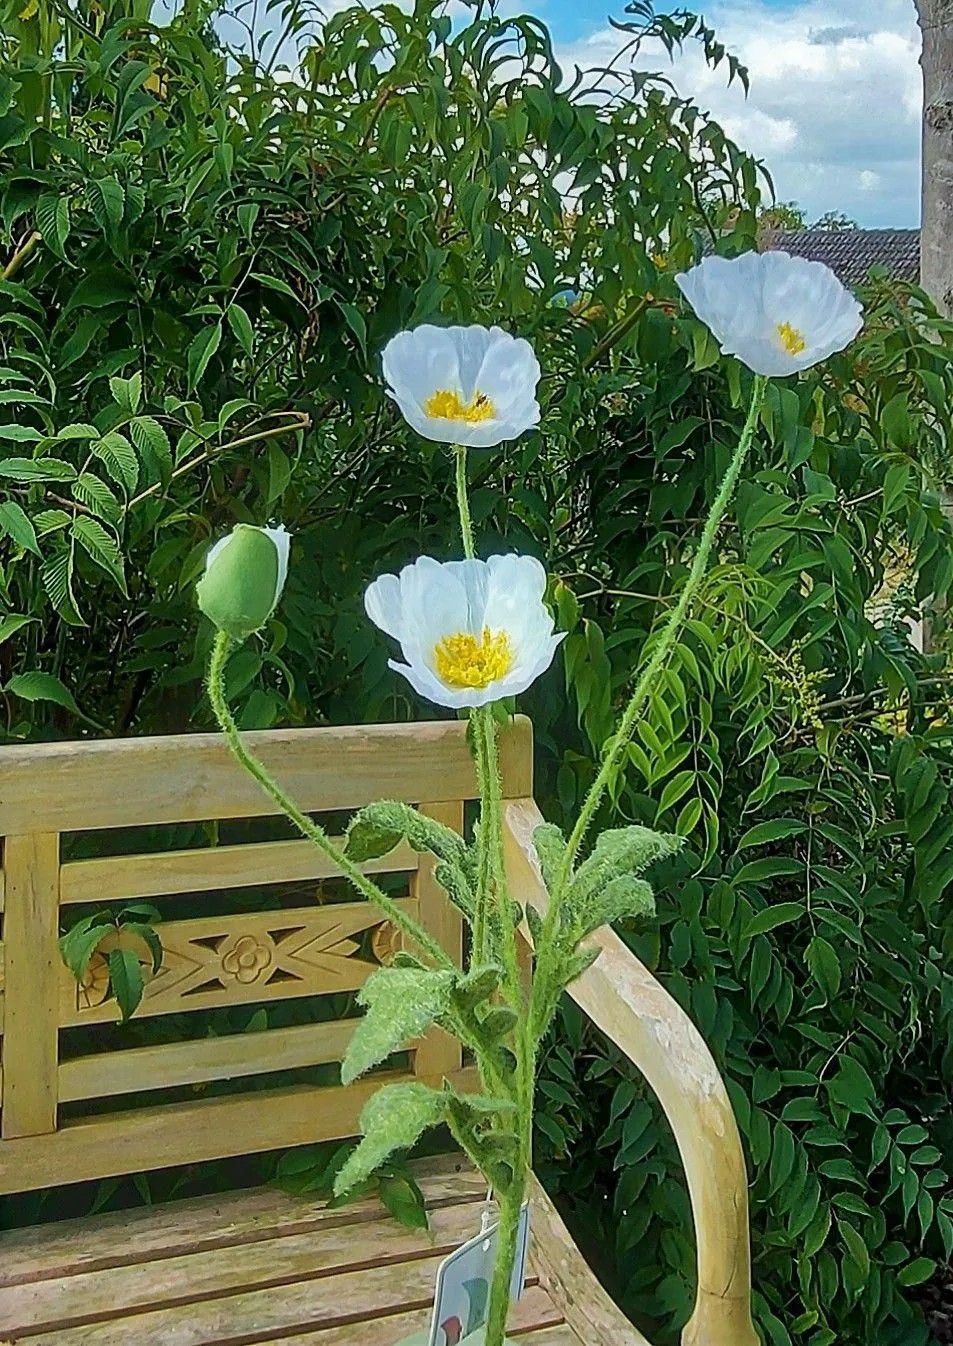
[541,0,828,41]
[520,0,922,228]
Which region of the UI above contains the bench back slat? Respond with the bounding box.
[0,718,531,1192]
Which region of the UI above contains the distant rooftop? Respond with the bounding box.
[761,228,920,286]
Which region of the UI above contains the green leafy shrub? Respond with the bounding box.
[59,902,162,1020]
[1,2,951,1344]
[533,281,953,1346]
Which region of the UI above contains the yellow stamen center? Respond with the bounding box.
[433,627,513,689]
[424,389,496,424]
[777,322,807,355]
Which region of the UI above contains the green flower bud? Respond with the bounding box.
[196,524,290,641]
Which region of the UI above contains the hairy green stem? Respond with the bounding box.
[471,712,492,969]
[529,376,769,1039]
[556,374,768,893]
[454,444,476,559]
[479,707,522,1000]
[451,437,529,1346]
[484,1187,523,1346]
[206,632,452,970]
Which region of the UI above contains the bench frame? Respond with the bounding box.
[0,718,757,1346]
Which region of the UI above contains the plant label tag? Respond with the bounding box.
[424,1202,531,1346]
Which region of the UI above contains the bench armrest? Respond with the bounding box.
[503,798,759,1346]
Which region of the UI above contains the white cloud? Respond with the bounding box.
[553,0,922,228]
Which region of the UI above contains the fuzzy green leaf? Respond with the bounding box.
[345,800,469,871]
[333,1083,447,1196]
[561,944,601,984]
[453,964,504,1010]
[573,825,683,902]
[341,967,456,1086]
[344,815,403,862]
[433,859,474,917]
[532,822,567,891]
[578,874,656,938]
[477,1005,518,1044]
[525,904,544,945]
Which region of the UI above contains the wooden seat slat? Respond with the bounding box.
[1,1202,487,1336]
[0,1160,590,1346]
[0,1157,484,1288]
[261,1320,579,1346]
[14,1255,548,1346]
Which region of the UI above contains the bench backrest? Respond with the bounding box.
[0,719,532,1193]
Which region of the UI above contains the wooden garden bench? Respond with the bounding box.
[0,719,757,1346]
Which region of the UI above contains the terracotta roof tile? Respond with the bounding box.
[762,228,920,285]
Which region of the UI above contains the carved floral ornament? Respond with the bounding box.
[371,920,403,966]
[68,905,406,1020]
[220,934,273,984]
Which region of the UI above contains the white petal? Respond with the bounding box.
[381,324,540,447]
[474,333,541,409]
[483,554,553,659]
[676,255,760,348]
[204,531,234,573]
[394,557,475,668]
[452,325,497,398]
[364,571,404,639]
[486,631,565,700]
[512,632,566,689]
[390,397,462,446]
[264,525,290,595]
[382,326,461,407]
[721,334,802,378]
[388,657,486,710]
[444,410,539,450]
[677,250,863,375]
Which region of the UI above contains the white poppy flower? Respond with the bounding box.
[365,554,563,708]
[197,524,290,640]
[381,324,541,448]
[674,251,863,377]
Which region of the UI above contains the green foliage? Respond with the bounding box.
[334,1082,514,1199]
[274,1142,430,1231]
[346,800,470,873]
[59,903,162,1021]
[0,0,759,739]
[3,0,951,1341]
[342,967,456,1085]
[333,1084,447,1196]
